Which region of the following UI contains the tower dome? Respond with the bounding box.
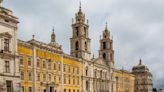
[132,59,153,92]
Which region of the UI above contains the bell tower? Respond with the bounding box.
[99,23,114,67]
[70,3,91,60]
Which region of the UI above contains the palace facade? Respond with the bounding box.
[0,1,153,92]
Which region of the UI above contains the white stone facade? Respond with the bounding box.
[70,6,114,92]
[0,4,20,92]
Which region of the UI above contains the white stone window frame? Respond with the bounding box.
[42,72,46,83]
[36,57,40,68]
[4,60,10,73]
[28,70,33,82]
[20,70,24,81]
[27,56,32,67]
[19,54,24,66]
[48,73,51,81]
[36,71,40,82]
[48,58,51,70]
[68,64,71,74]
[63,64,66,73]
[54,74,56,84]
[53,62,56,72]
[0,32,12,53]
[42,59,46,69]
[28,86,33,92]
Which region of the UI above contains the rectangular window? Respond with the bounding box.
[20,56,24,65]
[5,61,10,73]
[37,58,40,67]
[28,87,32,92]
[37,72,40,81]
[54,75,56,83]
[21,71,24,80]
[63,64,66,72]
[68,75,71,84]
[6,80,13,92]
[28,71,32,81]
[48,59,51,70]
[54,63,56,70]
[77,77,79,85]
[73,76,75,85]
[28,57,32,66]
[77,67,79,74]
[4,38,9,52]
[21,86,24,92]
[73,67,75,74]
[43,60,46,68]
[49,74,51,81]
[59,76,61,83]
[43,74,46,82]
[58,63,61,71]
[64,74,66,84]
[68,65,70,73]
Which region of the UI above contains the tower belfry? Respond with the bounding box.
[70,3,91,60]
[99,23,114,66]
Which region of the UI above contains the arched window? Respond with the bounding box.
[86,81,89,91]
[103,42,106,49]
[76,27,79,36]
[85,42,87,50]
[103,53,106,60]
[84,27,87,37]
[85,66,88,76]
[105,35,106,38]
[75,41,79,50]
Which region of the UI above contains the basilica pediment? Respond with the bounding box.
[0,32,12,38]
[93,57,107,65]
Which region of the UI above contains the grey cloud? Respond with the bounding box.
[3,0,164,88]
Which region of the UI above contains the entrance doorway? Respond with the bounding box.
[44,89,46,92]
[6,80,13,92]
[50,87,54,92]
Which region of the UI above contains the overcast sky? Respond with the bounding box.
[3,0,164,89]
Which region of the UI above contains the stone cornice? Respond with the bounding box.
[114,69,135,77]
[0,73,20,78]
[0,51,18,59]
[63,53,82,62]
